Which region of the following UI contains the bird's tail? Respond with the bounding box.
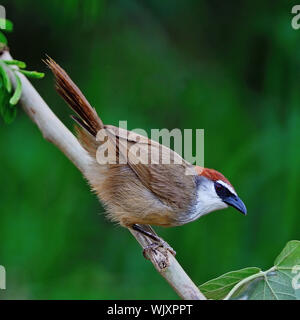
[45,57,103,155]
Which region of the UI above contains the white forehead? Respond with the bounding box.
[216,180,237,196]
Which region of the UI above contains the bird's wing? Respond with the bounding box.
[103,125,197,210]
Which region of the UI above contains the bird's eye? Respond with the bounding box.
[214,182,232,199]
[215,183,222,191]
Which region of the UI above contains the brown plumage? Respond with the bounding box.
[45,57,247,231]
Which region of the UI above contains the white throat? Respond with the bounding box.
[181,177,228,224]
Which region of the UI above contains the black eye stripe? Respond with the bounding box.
[214,182,233,199]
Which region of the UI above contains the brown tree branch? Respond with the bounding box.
[1,50,206,300]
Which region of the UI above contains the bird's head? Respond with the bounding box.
[193,166,247,218]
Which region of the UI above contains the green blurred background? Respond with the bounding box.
[0,0,299,299]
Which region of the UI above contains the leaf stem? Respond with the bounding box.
[224,266,276,300]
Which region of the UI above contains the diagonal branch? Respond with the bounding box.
[0,50,206,300]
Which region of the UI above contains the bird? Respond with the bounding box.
[45,57,247,252]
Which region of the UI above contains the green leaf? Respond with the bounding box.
[199,241,300,300]
[0,31,7,44]
[245,241,300,300]
[0,86,17,124]
[0,19,13,32]
[245,269,298,300]
[275,240,300,268]
[0,61,12,93]
[9,73,22,106]
[198,267,261,300]
[0,78,6,116]
[4,60,26,68]
[19,70,45,79]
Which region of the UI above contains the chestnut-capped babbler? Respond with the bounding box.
[45,58,247,248]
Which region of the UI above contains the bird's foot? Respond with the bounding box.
[131,224,176,259]
[158,239,176,256]
[142,239,176,260]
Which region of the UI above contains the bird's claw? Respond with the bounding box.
[142,240,176,260]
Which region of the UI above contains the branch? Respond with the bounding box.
[1,50,206,300]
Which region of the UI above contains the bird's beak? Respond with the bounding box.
[224,195,247,215]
